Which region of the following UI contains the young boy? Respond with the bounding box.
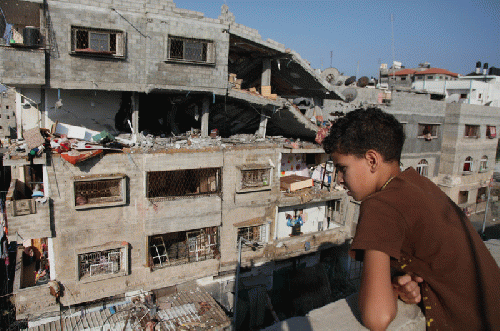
[322,108,500,331]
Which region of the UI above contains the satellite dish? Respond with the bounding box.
[342,88,358,102]
[344,76,356,86]
[321,67,340,85]
[357,76,369,87]
[446,94,460,103]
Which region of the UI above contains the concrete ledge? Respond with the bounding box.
[263,293,425,331]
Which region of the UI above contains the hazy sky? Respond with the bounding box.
[173,0,500,78]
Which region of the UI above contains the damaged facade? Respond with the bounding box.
[0,0,355,328]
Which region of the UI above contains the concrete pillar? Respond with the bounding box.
[131,92,139,134]
[201,96,210,137]
[261,58,271,87]
[257,59,272,138]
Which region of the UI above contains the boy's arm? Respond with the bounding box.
[359,250,398,331]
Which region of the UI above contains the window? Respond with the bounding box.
[480,156,488,172]
[237,165,272,192]
[327,200,344,227]
[460,93,468,99]
[477,187,487,204]
[487,126,497,138]
[463,156,473,173]
[478,93,483,99]
[465,125,480,138]
[167,36,215,64]
[458,191,469,205]
[74,174,126,209]
[400,77,406,81]
[146,168,221,200]
[427,75,434,80]
[416,159,429,177]
[77,243,129,281]
[71,26,125,57]
[418,124,439,139]
[237,225,267,250]
[148,227,219,269]
[416,76,423,80]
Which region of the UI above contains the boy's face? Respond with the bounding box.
[331,152,378,201]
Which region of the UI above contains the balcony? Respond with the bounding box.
[6,179,51,240]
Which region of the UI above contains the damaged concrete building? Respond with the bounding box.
[0,0,358,328]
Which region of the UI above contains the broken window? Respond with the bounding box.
[78,246,126,280]
[71,26,125,57]
[463,156,473,173]
[418,124,439,139]
[465,125,480,138]
[237,225,267,250]
[416,159,429,177]
[146,168,221,200]
[73,174,126,208]
[167,36,215,64]
[149,227,219,269]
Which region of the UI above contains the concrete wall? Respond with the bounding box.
[3,0,229,94]
[438,103,500,206]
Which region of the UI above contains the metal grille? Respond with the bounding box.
[241,168,270,189]
[169,37,208,62]
[79,248,122,279]
[147,168,221,201]
[237,225,266,251]
[74,178,123,206]
[73,27,117,53]
[149,227,219,269]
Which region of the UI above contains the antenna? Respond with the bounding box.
[391,14,396,88]
[330,51,333,67]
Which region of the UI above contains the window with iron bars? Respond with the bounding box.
[146,168,221,201]
[78,248,123,280]
[464,125,480,138]
[240,167,271,191]
[149,227,219,269]
[74,175,126,208]
[71,26,125,57]
[237,225,267,250]
[167,36,215,64]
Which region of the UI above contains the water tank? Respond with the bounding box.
[22,26,40,47]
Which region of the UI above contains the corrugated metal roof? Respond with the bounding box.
[28,288,231,331]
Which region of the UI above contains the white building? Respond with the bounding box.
[413,64,500,107]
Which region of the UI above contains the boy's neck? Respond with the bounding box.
[377,161,401,191]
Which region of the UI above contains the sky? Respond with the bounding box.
[172,0,500,79]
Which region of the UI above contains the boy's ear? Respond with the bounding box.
[364,150,380,172]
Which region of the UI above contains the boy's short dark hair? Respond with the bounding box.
[322,107,405,162]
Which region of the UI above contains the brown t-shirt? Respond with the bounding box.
[350,167,500,330]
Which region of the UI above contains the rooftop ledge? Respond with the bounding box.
[264,239,500,331]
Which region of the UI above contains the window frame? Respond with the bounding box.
[236,224,268,250]
[464,125,480,138]
[146,168,222,201]
[479,155,488,172]
[463,156,473,174]
[76,242,129,282]
[148,227,219,270]
[70,26,126,58]
[166,36,215,65]
[73,174,127,209]
[417,123,439,139]
[416,159,429,177]
[236,164,272,193]
[487,125,497,139]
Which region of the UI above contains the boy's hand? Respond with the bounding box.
[392,274,423,304]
